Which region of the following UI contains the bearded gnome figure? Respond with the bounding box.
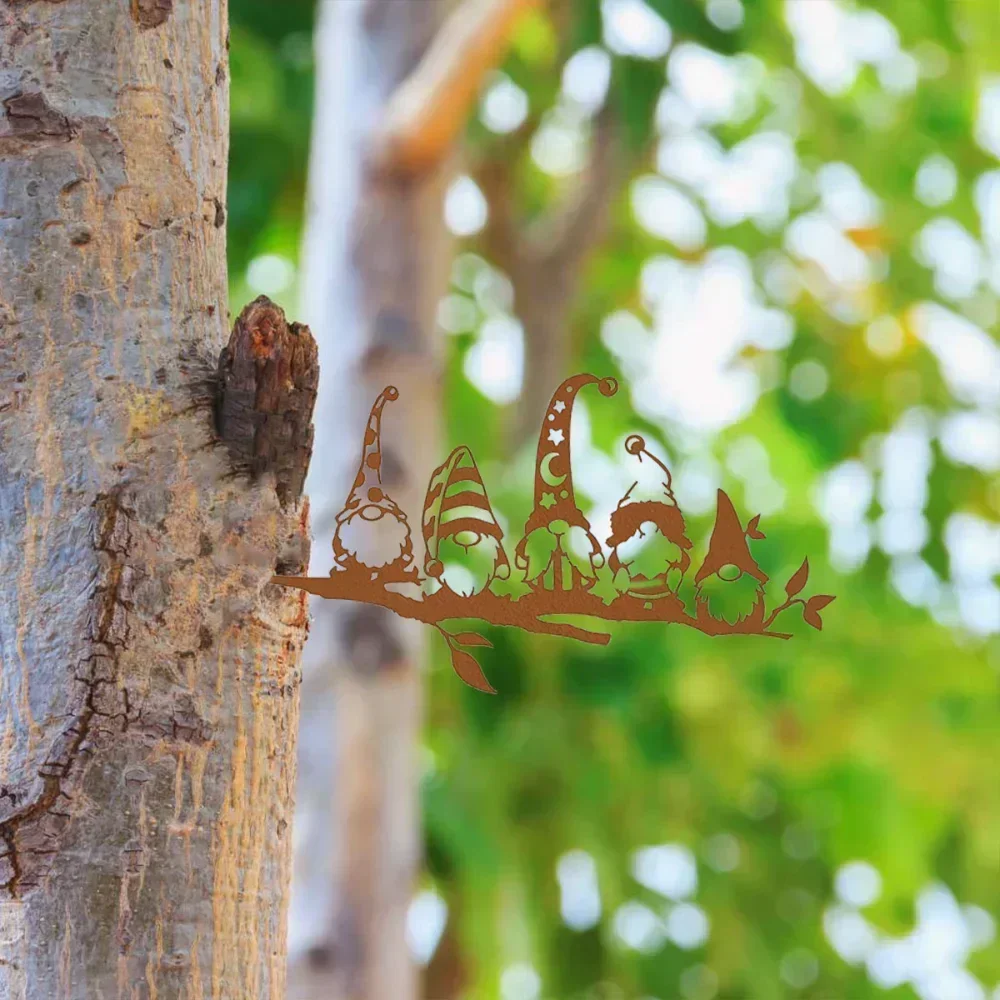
[607,435,692,606]
[422,445,510,597]
[515,375,619,595]
[332,386,417,583]
[272,377,834,691]
[694,489,769,630]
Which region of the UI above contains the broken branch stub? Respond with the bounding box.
[216,295,319,507]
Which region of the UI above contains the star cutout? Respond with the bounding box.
[547,428,565,445]
[540,492,557,510]
[553,400,567,413]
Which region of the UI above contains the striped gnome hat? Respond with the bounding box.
[422,445,510,580]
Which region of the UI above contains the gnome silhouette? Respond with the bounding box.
[607,435,692,605]
[422,445,510,597]
[694,490,768,629]
[332,386,417,583]
[514,374,618,594]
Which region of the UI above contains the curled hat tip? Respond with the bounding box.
[599,377,619,397]
[384,386,399,400]
[625,434,646,455]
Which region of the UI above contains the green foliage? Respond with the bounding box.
[227,0,315,304]
[644,0,744,53]
[229,0,1000,996]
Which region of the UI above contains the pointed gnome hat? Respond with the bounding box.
[422,445,509,579]
[339,386,401,519]
[523,374,619,536]
[695,489,767,585]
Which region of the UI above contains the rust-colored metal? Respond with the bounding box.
[331,386,419,584]
[275,378,835,693]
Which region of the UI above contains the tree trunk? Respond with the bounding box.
[289,1,453,998]
[0,3,315,997]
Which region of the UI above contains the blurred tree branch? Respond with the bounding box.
[373,0,541,175]
[476,102,626,450]
[529,102,621,268]
[373,0,625,450]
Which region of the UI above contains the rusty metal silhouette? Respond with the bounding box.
[274,378,835,693]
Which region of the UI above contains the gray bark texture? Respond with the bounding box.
[0,3,316,997]
[290,1,454,997]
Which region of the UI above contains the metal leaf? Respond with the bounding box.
[785,558,809,598]
[453,632,493,648]
[806,595,836,613]
[451,648,496,694]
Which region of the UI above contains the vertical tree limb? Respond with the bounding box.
[373,0,541,175]
[292,2,452,998]
[0,4,315,995]
[476,103,625,451]
[291,0,556,995]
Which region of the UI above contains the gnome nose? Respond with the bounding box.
[360,505,384,521]
[718,563,742,582]
[453,529,482,550]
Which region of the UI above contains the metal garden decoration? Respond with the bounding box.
[274,376,835,693]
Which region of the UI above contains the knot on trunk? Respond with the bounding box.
[130,0,174,30]
[2,91,74,142]
[216,296,319,508]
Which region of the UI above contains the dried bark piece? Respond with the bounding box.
[130,0,173,30]
[216,295,319,508]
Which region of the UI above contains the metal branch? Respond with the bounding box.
[271,575,613,646]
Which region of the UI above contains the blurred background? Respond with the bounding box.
[227,0,1000,997]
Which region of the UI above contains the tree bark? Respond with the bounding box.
[0,3,315,997]
[289,2,453,998]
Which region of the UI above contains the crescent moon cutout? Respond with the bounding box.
[540,452,567,487]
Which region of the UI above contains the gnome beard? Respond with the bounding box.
[435,530,504,597]
[695,565,765,627]
[608,501,691,598]
[519,521,604,592]
[336,503,412,577]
